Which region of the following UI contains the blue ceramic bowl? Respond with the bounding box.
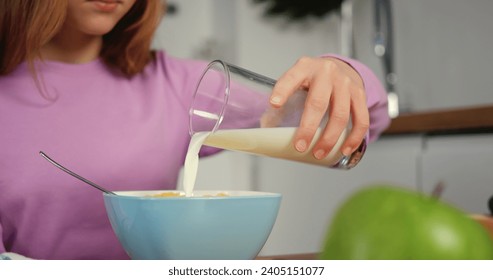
[103,190,281,260]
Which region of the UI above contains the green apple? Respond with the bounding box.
[321,185,493,259]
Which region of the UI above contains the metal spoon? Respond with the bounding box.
[39,151,116,195]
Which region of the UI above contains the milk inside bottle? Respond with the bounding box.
[189,60,367,171]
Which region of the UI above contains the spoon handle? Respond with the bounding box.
[39,151,116,195]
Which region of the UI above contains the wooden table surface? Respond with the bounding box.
[383,104,493,135]
[256,253,319,260]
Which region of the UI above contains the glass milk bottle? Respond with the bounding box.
[189,60,367,169]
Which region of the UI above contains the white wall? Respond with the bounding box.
[421,134,493,215]
[154,0,341,76]
[234,1,340,78]
[156,0,493,113]
[352,0,493,112]
[152,0,214,59]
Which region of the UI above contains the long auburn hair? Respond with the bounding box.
[0,0,163,77]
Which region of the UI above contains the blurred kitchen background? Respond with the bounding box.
[152,0,493,256]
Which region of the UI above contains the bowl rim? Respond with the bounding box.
[103,190,282,200]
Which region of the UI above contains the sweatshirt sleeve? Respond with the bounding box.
[0,217,34,259]
[325,54,391,143]
[0,223,5,254]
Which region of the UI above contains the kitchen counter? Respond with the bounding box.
[383,105,493,135]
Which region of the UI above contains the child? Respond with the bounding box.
[0,0,390,259]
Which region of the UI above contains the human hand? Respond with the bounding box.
[270,56,369,159]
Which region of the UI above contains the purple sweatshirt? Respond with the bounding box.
[0,51,390,259]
